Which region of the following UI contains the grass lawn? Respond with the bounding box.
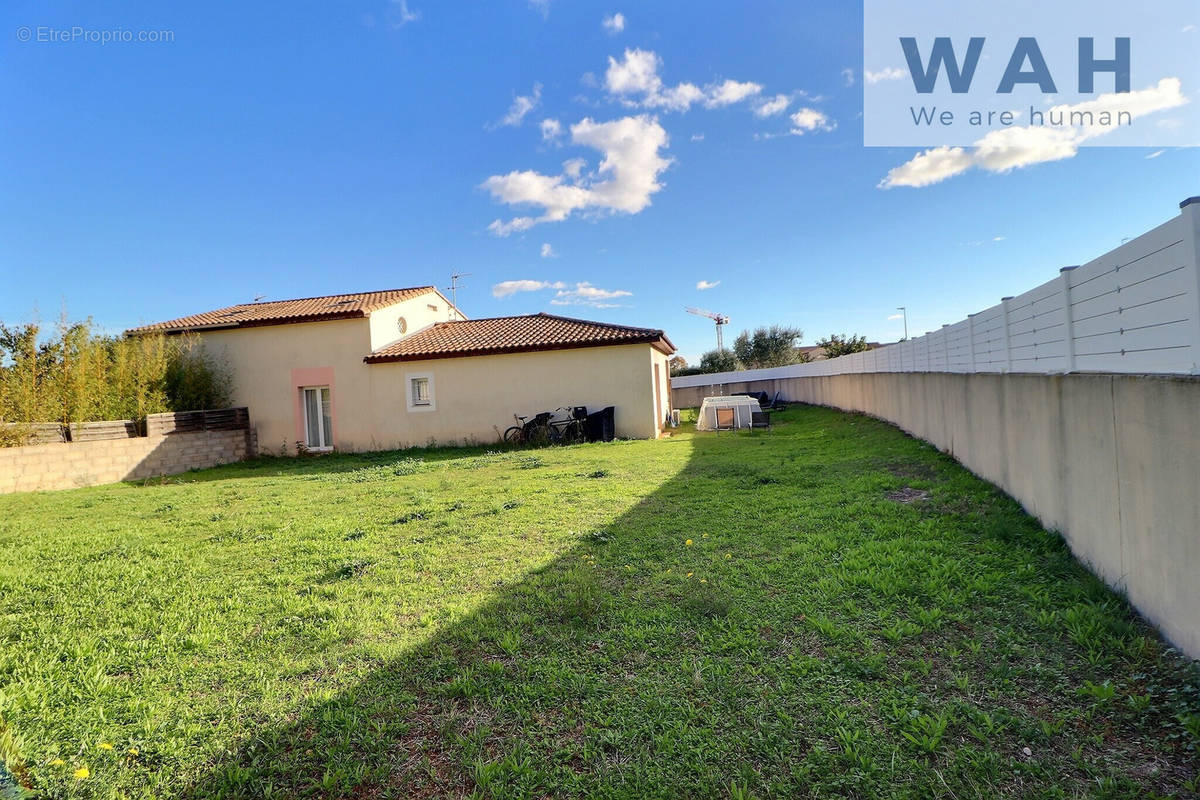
[1,405,1198,799]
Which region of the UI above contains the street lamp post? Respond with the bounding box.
[897,306,908,341]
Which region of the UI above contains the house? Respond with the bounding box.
[129,287,676,452]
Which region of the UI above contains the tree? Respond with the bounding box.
[0,317,231,441]
[698,349,739,373]
[668,355,689,376]
[732,325,804,369]
[817,333,871,359]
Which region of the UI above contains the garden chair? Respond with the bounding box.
[714,407,736,431]
[751,410,772,430]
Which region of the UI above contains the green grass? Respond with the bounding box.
[1,405,1197,798]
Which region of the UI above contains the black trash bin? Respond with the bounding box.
[585,406,615,442]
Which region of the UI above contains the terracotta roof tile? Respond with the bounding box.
[127,287,439,334]
[365,313,675,363]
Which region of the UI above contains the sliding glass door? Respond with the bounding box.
[302,386,332,449]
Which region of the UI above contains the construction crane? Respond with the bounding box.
[685,307,731,351]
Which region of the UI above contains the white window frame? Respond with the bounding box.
[301,385,334,451]
[406,372,436,412]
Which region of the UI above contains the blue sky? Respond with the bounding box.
[2,1,1197,362]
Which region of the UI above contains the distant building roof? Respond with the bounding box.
[127,287,440,334]
[365,312,675,363]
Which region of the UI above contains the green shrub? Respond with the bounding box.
[0,317,230,437]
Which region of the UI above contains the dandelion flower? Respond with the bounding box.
[725,553,732,559]
[686,571,694,578]
[74,766,90,780]
[49,758,65,767]
[685,539,693,546]
[127,748,139,756]
[98,742,113,750]
[700,578,707,583]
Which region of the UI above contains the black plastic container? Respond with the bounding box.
[585,406,615,442]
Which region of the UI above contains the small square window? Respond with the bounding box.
[406,373,435,411]
[411,377,430,405]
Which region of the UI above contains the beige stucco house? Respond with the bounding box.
[130,287,676,453]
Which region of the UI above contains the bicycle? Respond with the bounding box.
[503,411,550,446]
[503,407,585,446]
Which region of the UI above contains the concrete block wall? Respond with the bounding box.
[0,429,254,493]
[676,371,1200,659]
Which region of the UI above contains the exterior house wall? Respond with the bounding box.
[366,294,458,352]
[651,347,673,431]
[364,343,662,448]
[201,316,667,452]
[199,318,373,454]
[198,295,471,454]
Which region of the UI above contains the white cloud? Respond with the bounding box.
[487,217,538,237]
[1183,24,1196,33]
[887,313,904,321]
[1146,149,1166,159]
[529,0,552,17]
[492,279,630,307]
[690,133,705,142]
[841,68,856,87]
[540,118,562,142]
[789,107,835,134]
[993,235,1006,242]
[550,282,633,307]
[389,0,420,27]
[754,94,791,117]
[495,84,542,128]
[602,12,625,33]
[865,67,906,84]
[492,279,566,298]
[605,49,704,111]
[603,49,760,112]
[880,77,1188,188]
[704,79,763,108]
[696,280,720,290]
[540,243,557,258]
[483,114,671,235]
[562,157,587,179]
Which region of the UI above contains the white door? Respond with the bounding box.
[302,386,333,449]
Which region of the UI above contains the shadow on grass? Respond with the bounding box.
[180,410,1199,799]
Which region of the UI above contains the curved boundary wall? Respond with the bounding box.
[671,197,1200,660]
[672,369,1200,660]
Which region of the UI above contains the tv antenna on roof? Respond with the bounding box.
[446,272,471,319]
[253,294,267,302]
[685,307,731,351]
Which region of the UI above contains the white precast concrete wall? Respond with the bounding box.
[761,372,1200,660]
[671,198,1200,658]
[674,198,1200,392]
